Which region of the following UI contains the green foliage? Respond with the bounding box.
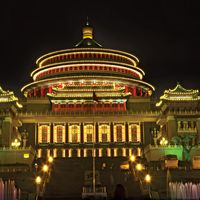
[171,134,196,161]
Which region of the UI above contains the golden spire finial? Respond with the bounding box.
[86,16,89,26]
[82,17,93,39]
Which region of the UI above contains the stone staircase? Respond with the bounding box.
[43,157,143,199]
[43,158,87,199]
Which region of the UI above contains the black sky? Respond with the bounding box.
[1,0,200,99]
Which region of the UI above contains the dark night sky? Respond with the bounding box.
[1,0,200,99]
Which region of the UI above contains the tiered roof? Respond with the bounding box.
[47,85,131,103]
[156,82,200,107]
[0,86,22,108]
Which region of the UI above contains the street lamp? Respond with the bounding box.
[48,156,53,164]
[129,155,136,163]
[35,176,42,197]
[134,163,143,182]
[42,164,49,173]
[144,174,151,183]
[136,163,143,171]
[144,174,151,197]
[35,176,42,184]
[160,137,168,146]
[11,139,21,148]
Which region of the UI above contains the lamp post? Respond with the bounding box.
[160,137,168,146]
[11,139,21,163]
[48,156,53,164]
[129,155,136,163]
[144,174,151,197]
[41,164,50,195]
[129,155,136,169]
[135,163,143,181]
[35,176,42,197]
[11,139,21,149]
[136,163,143,171]
[42,164,49,173]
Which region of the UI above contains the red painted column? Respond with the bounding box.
[41,87,44,97]
[124,102,126,110]
[34,88,37,97]
[125,86,128,93]
[48,86,52,93]
[117,102,120,111]
[133,86,137,96]
[58,103,61,111]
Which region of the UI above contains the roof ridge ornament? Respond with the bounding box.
[74,19,102,48]
[82,18,93,39]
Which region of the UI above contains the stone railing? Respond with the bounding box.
[18,110,160,117]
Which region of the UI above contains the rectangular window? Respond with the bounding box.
[57,126,63,143]
[102,133,107,142]
[87,134,93,143]
[116,126,122,142]
[41,127,48,143]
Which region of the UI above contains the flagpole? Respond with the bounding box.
[92,91,96,194]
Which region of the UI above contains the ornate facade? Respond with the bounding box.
[0,23,200,161]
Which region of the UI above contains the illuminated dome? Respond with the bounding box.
[21,22,154,112]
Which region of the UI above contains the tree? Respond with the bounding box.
[171,134,196,161]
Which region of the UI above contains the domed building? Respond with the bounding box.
[1,22,200,161]
[17,22,156,159]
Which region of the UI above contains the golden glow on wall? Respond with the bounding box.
[129,149,132,157]
[83,149,87,157]
[84,124,95,143]
[99,148,102,157]
[114,148,117,157]
[53,149,57,158]
[98,124,110,142]
[37,149,42,158]
[38,124,50,143]
[68,149,72,158]
[107,148,111,157]
[68,124,80,143]
[47,149,50,158]
[62,149,66,157]
[128,123,141,142]
[53,124,66,143]
[23,153,29,158]
[92,149,96,157]
[77,149,81,157]
[122,148,126,157]
[113,124,125,142]
[137,147,141,156]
